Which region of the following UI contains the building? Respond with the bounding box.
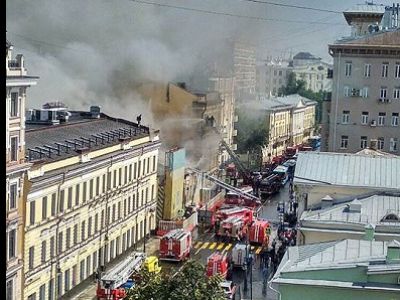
[326,4,400,154]
[256,59,292,98]
[6,40,38,300]
[271,239,400,300]
[299,194,400,245]
[293,152,400,216]
[22,105,160,300]
[291,52,333,93]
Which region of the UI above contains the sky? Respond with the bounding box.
[6,0,395,118]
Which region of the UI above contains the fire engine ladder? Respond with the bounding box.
[188,167,260,202]
[100,252,146,289]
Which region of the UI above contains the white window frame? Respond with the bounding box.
[378,113,386,126]
[342,111,350,124]
[378,137,385,150]
[344,86,350,97]
[364,64,371,77]
[382,63,389,78]
[345,62,352,77]
[380,88,388,99]
[393,88,400,99]
[6,279,14,300]
[395,63,400,78]
[7,228,17,260]
[390,138,398,152]
[361,112,369,125]
[360,137,368,149]
[10,136,19,162]
[9,181,18,210]
[392,113,399,127]
[361,87,369,98]
[340,136,349,149]
[10,92,19,117]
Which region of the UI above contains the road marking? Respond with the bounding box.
[255,247,262,255]
[194,247,202,255]
[217,243,225,250]
[201,242,210,249]
[224,244,232,251]
[194,242,203,249]
[209,242,217,250]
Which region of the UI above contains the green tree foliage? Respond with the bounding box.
[278,72,325,124]
[235,108,268,153]
[126,260,226,300]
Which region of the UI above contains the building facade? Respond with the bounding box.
[327,6,400,154]
[6,40,38,300]
[256,59,292,98]
[22,106,160,300]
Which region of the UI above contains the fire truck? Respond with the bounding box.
[217,216,245,240]
[215,207,254,224]
[284,147,297,159]
[96,252,146,300]
[272,165,290,186]
[259,174,281,197]
[206,252,230,279]
[159,229,192,262]
[249,219,270,245]
[224,186,260,208]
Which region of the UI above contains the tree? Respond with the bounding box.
[126,260,226,300]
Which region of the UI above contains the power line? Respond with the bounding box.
[130,0,344,25]
[237,0,342,14]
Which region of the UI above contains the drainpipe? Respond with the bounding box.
[332,51,341,151]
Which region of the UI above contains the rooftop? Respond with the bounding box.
[356,148,398,157]
[344,3,386,15]
[333,28,400,47]
[294,152,400,190]
[25,111,149,163]
[301,194,400,228]
[292,52,321,61]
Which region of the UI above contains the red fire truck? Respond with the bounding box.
[215,207,254,224]
[249,219,271,245]
[206,252,229,279]
[159,229,192,262]
[224,186,260,208]
[226,163,238,178]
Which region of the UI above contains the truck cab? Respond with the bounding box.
[144,256,161,273]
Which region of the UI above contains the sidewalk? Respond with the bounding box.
[62,237,161,299]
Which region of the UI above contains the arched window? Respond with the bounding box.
[381,213,400,222]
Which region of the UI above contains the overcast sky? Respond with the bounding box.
[6,0,394,115]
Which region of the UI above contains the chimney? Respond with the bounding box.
[321,195,334,209]
[364,223,375,241]
[386,240,400,264]
[369,139,378,150]
[349,198,362,213]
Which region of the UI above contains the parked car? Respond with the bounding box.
[219,280,237,299]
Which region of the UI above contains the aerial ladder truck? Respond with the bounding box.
[96,252,146,300]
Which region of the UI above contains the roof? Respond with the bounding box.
[25,111,149,162]
[275,239,390,274]
[301,194,400,229]
[249,94,317,111]
[344,3,386,15]
[293,52,320,60]
[333,29,400,47]
[273,94,318,107]
[294,152,400,190]
[356,148,398,158]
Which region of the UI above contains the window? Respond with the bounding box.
[378,112,386,126]
[88,217,92,237]
[360,136,368,149]
[138,161,141,178]
[395,62,400,78]
[151,185,155,201]
[153,156,156,172]
[345,62,352,76]
[390,138,398,152]
[72,265,77,287]
[124,166,128,185]
[95,213,98,232]
[42,196,47,220]
[102,174,106,193]
[344,86,350,97]
[119,168,122,186]
[89,179,94,199]
[6,279,13,300]
[73,224,78,245]
[364,64,371,77]
[394,87,400,99]
[66,228,71,249]
[29,246,35,269]
[51,194,56,216]
[41,241,46,263]
[96,177,100,196]
[67,187,72,209]
[59,190,65,213]
[30,200,36,225]
[50,236,55,258]
[58,232,63,254]
[57,274,62,297]
[93,251,98,271]
[107,172,111,189]
[112,204,116,222]
[49,279,54,300]
[382,62,389,78]
[80,260,85,282]
[82,182,88,202]
[378,137,385,150]
[118,202,121,219]
[134,162,137,179]
[81,221,86,241]
[392,113,399,126]
[129,165,132,182]
[342,110,350,124]
[39,284,45,300]
[75,184,80,206]
[9,182,17,210]
[101,210,105,228]
[86,256,91,276]
[361,87,369,98]
[27,294,36,300]
[10,136,18,161]
[64,269,70,292]
[340,136,348,149]
[380,87,388,99]
[10,92,19,117]
[8,229,16,259]
[147,157,150,174]
[113,170,117,188]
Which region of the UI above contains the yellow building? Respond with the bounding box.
[6,40,38,300]
[23,105,160,300]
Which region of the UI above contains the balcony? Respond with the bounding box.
[232,129,238,137]
[6,55,27,77]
